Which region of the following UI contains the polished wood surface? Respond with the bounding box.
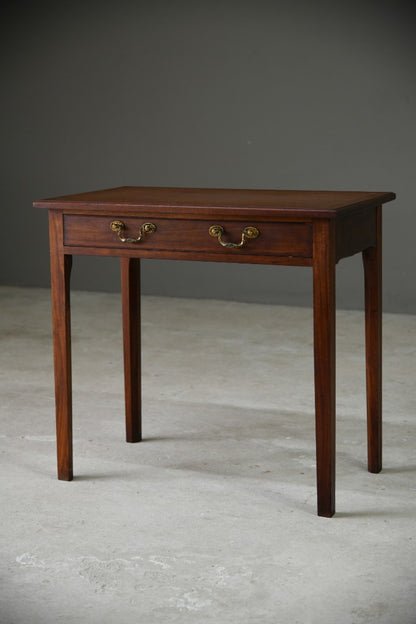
[34,186,395,219]
[313,220,336,518]
[121,258,142,443]
[36,186,396,516]
[63,215,313,263]
[363,206,382,473]
[49,211,73,481]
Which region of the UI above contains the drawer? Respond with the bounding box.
[63,214,312,259]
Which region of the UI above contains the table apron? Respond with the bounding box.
[62,214,313,265]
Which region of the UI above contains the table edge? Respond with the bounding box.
[33,187,396,219]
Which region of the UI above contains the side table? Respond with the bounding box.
[34,186,395,516]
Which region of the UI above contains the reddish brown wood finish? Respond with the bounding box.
[121,258,142,443]
[363,206,382,473]
[335,206,377,262]
[62,244,313,267]
[63,215,312,260]
[36,186,396,516]
[313,220,336,517]
[49,211,73,481]
[34,186,395,219]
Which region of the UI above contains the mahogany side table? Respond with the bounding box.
[34,186,395,517]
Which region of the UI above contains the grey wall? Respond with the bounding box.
[1,0,415,312]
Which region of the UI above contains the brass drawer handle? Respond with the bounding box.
[209,224,260,249]
[110,220,156,243]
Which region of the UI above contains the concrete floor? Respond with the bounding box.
[0,285,415,624]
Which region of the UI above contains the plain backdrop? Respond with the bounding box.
[1,0,415,312]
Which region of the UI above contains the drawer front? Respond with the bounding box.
[63,215,312,258]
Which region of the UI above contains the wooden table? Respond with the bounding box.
[34,186,395,516]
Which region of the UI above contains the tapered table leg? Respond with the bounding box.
[49,212,73,480]
[121,258,142,442]
[363,206,382,473]
[313,220,336,517]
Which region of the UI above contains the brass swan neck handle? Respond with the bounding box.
[209,224,260,249]
[110,220,156,243]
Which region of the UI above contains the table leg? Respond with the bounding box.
[313,220,336,517]
[49,212,73,480]
[121,258,142,442]
[362,206,382,473]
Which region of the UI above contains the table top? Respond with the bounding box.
[34,186,395,219]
